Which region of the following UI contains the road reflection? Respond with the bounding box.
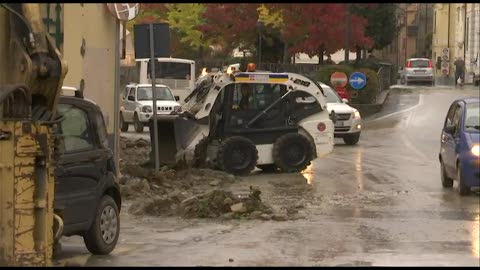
[472,215,479,258]
[355,148,364,191]
[301,165,314,185]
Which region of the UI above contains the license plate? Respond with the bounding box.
[414,70,426,73]
[335,121,344,127]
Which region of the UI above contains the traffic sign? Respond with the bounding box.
[349,72,367,90]
[330,72,348,88]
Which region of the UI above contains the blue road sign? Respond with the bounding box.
[349,72,367,90]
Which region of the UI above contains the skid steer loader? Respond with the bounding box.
[149,66,336,176]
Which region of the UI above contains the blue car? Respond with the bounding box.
[439,98,480,195]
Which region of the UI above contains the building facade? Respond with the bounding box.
[465,4,479,83]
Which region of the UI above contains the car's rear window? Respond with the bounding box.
[409,60,430,68]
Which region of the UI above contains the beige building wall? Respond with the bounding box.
[432,3,459,82]
[63,3,119,134]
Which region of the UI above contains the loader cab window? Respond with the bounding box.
[228,83,288,129]
[57,104,95,153]
[231,83,287,111]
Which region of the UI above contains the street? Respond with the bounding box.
[58,86,479,266]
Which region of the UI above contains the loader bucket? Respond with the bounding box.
[148,115,200,165]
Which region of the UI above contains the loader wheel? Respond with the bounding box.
[217,136,258,176]
[133,113,144,133]
[83,195,120,255]
[273,133,313,173]
[120,113,129,132]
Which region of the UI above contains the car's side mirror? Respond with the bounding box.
[444,125,456,134]
[342,98,349,104]
[127,96,135,101]
[175,96,180,101]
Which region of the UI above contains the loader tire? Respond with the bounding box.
[273,133,313,173]
[83,195,120,255]
[217,136,258,176]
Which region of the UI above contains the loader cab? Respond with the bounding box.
[210,75,322,144]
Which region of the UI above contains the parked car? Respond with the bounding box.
[404,58,435,86]
[439,98,480,195]
[55,87,121,255]
[120,83,181,133]
[318,82,362,145]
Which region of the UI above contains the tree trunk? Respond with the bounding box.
[283,42,288,64]
[199,46,203,60]
[318,51,324,65]
[355,45,361,62]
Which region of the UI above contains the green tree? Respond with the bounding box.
[352,4,399,51]
[166,4,212,59]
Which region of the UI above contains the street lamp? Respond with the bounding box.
[256,19,264,65]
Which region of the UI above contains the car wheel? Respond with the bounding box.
[120,113,129,132]
[457,164,470,196]
[217,136,258,176]
[273,133,313,173]
[343,133,360,145]
[257,164,278,173]
[133,113,144,133]
[440,159,453,188]
[83,195,120,255]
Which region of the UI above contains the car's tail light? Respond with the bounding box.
[317,122,326,132]
[428,60,433,68]
[406,61,411,68]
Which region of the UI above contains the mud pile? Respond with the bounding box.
[119,137,283,220]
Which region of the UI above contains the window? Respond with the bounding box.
[147,61,192,80]
[445,103,457,127]
[232,83,287,111]
[464,102,479,133]
[57,104,94,153]
[128,88,136,100]
[452,105,462,133]
[95,112,109,149]
[433,11,436,33]
[136,87,175,101]
[321,85,342,103]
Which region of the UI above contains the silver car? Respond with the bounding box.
[404,58,435,86]
[120,83,181,133]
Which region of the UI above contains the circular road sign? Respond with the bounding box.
[330,72,348,88]
[106,3,140,21]
[349,72,367,90]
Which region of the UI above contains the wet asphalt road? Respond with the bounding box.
[58,86,480,266]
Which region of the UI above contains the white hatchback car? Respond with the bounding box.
[319,82,362,145]
[404,58,435,86]
[120,83,181,133]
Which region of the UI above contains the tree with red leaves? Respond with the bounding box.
[266,4,373,64]
[197,4,261,56]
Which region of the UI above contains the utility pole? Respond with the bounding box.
[344,3,351,63]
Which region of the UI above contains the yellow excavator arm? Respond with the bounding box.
[0,3,67,266]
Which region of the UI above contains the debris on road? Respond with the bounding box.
[119,137,307,221]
